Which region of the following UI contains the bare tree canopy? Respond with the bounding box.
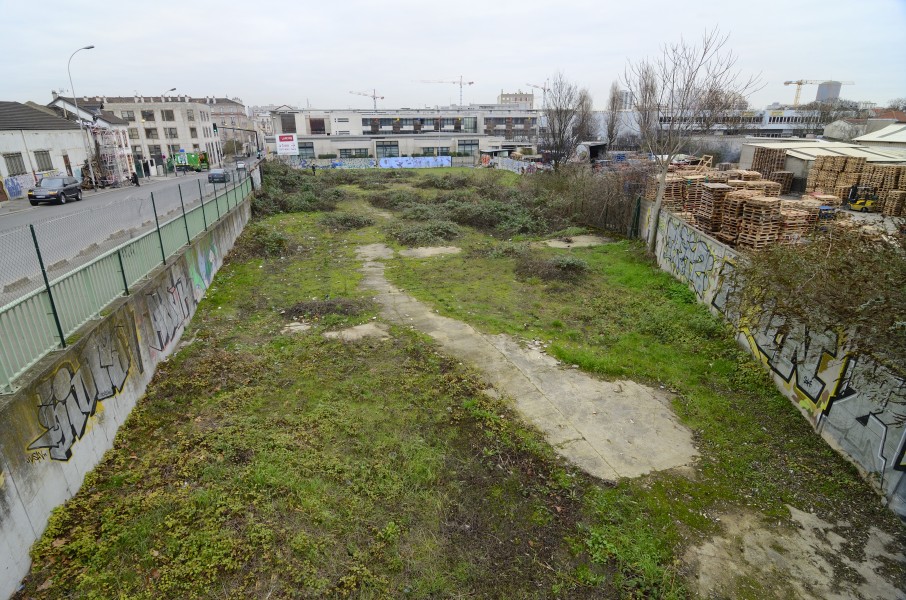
[604,82,621,147]
[541,72,594,169]
[886,97,906,111]
[623,28,761,254]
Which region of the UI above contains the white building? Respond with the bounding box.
[50,94,223,175]
[267,104,540,159]
[0,101,89,200]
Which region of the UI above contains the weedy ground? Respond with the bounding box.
[16,163,905,599]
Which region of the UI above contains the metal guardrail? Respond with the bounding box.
[0,171,254,393]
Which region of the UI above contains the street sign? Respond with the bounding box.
[276,133,299,155]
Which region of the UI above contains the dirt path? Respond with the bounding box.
[356,243,698,481]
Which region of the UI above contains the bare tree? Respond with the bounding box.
[886,97,906,111]
[575,89,596,141]
[541,72,593,170]
[604,82,621,148]
[624,29,761,254]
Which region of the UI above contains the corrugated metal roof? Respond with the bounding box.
[744,140,861,150]
[0,101,80,131]
[853,124,906,144]
[785,146,905,163]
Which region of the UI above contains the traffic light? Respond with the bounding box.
[213,123,218,134]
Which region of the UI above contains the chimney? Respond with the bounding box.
[134,96,139,102]
[52,91,59,100]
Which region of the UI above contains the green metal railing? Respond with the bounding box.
[0,174,253,394]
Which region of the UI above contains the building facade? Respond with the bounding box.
[50,94,222,175]
[200,97,255,156]
[0,101,89,200]
[267,104,540,159]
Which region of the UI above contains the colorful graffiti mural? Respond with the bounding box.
[655,209,906,515]
[379,156,452,169]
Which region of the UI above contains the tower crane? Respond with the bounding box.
[349,89,384,110]
[526,82,549,110]
[783,80,854,107]
[418,76,474,105]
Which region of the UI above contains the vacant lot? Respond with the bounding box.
[17,164,905,599]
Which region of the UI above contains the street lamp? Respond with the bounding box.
[68,45,96,189]
[160,87,176,101]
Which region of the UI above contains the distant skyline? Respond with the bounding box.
[1,0,904,112]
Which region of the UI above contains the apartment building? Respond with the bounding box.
[50,94,222,173]
[200,97,255,155]
[268,104,540,158]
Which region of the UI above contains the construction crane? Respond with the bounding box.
[783,80,855,107]
[418,76,474,105]
[349,89,384,110]
[526,82,549,110]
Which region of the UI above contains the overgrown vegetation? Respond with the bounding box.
[18,162,905,599]
[732,223,906,387]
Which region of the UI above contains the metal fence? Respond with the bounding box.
[0,168,254,393]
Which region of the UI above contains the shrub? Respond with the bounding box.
[232,223,289,258]
[317,153,338,159]
[401,204,445,221]
[515,252,589,282]
[387,220,461,246]
[319,213,375,231]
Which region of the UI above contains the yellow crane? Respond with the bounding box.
[783,80,854,107]
[349,89,384,110]
[418,76,474,105]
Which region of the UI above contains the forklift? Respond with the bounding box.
[845,185,880,213]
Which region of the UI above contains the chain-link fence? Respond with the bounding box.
[0,166,253,393]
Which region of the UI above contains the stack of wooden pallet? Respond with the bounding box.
[806,155,863,193]
[682,174,707,214]
[737,197,782,250]
[882,190,906,217]
[645,175,686,210]
[762,181,782,197]
[751,147,787,178]
[811,193,843,206]
[779,209,814,244]
[716,189,758,245]
[696,183,733,233]
[769,171,794,195]
[781,199,823,226]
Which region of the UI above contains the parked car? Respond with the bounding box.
[27,176,82,205]
[236,161,247,171]
[208,169,231,183]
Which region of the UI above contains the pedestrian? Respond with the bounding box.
[848,183,859,202]
[311,164,316,176]
[131,171,140,187]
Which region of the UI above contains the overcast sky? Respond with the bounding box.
[1,0,904,112]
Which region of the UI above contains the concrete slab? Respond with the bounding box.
[355,244,698,481]
[323,322,390,342]
[399,246,462,258]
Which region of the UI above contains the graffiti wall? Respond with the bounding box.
[3,174,35,200]
[650,207,906,516]
[491,157,539,174]
[0,195,248,598]
[379,156,452,169]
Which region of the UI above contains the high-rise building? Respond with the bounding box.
[816,81,843,103]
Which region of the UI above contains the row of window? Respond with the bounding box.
[121,109,212,123]
[129,126,213,140]
[3,150,55,175]
[766,116,820,124]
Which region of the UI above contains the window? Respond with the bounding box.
[339,148,369,158]
[375,141,399,158]
[462,117,477,133]
[280,114,297,133]
[230,117,236,126]
[336,130,350,135]
[145,128,159,139]
[140,110,155,122]
[3,152,26,175]
[121,110,135,122]
[187,109,195,121]
[220,119,226,126]
[128,128,139,139]
[162,110,175,121]
[148,144,162,159]
[362,118,370,127]
[164,127,178,139]
[335,117,349,123]
[457,140,479,156]
[190,127,198,138]
[34,150,53,171]
[192,143,200,151]
[298,142,315,158]
[420,147,449,156]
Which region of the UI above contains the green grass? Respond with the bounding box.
[20,166,904,599]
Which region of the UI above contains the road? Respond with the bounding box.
[0,165,250,306]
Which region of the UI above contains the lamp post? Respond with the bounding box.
[160,88,175,177]
[68,45,96,189]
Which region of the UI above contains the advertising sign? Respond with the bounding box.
[276,133,298,155]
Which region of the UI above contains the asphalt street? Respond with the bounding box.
[0,165,249,306]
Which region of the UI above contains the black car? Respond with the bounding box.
[208,169,231,183]
[27,176,82,205]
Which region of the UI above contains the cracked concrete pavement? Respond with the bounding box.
[356,243,698,481]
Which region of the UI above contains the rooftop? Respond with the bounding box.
[0,101,80,131]
[853,123,906,144]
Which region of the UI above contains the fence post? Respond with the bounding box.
[29,224,66,348]
[178,183,191,244]
[116,249,130,296]
[198,179,208,230]
[214,181,222,220]
[150,192,167,265]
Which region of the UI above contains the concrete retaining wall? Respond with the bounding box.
[642,203,906,516]
[0,197,250,597]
